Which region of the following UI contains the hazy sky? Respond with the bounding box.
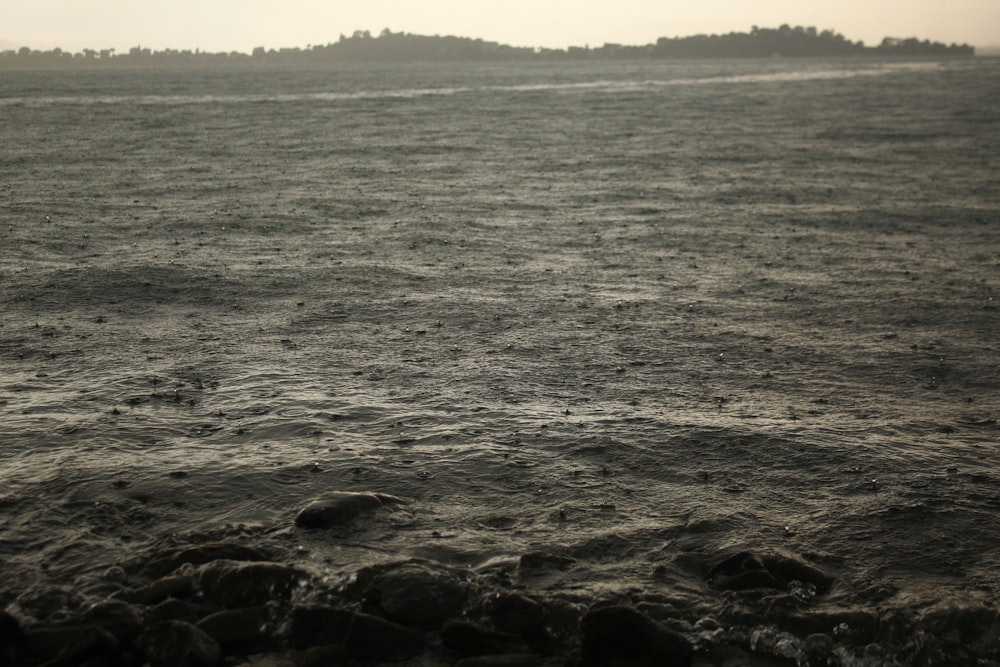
[2,0,997,53]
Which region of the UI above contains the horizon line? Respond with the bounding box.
[0,24,985,57]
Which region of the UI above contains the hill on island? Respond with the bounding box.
[0,25,975,68]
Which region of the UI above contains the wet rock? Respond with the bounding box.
[517,551,575,572]
[0,610,25,662]
[540,597,586,646]
[135,620,221,666]
[293,491,407,529]
[783,609,879,643]
[715,569,786,592]
[146,598,203,624]
[146,541,276,578]
[579,605,693,667]
[760,555,832,594]
[803,633,836,665]
[707,552,832,594]
[919,604,1000,644]
[635,601,685,624]
[288,606,424,660]
[455,654,542,667]
[370,562,467,629]
[198,560,306,608]
[295,644,354,667]
[117,573,196,605]
[748,625,804,663]
[196,605,271,649]
[15,587,86,622]
[709,550,764,576]
[698,644,779,666]
[442,620,530,657]
[487,592,550,651]
[78,599,144,644]
[25,625,119,665]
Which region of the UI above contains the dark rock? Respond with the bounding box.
[540,597,585,646]
[715,569,786,592]
[707,551,779,592]
[341,612,425,660]
[517,552,576,572]
[135,620,221,666]
[488,593,550,651]
[295,644,355,667]
[760,555,833,593]
[696,644,769,666]
[0,610,25,661]
[288,606,424,660]
[15,587,86,622]
[294,491,407,529]
[708,552,832,594]
[146,598,203,625]
[455,654,542,667]
[579,605,693,667]
[117,574,196,605]
[25,625,119,666]
[196,606,271,649]
[803,633,835,665]
[78,600,144,644]
[146,542,276,578]
[370,562,467,630]
[635,601,684,624]
[919,605,1000,644]
[442,620,530,657]
[288,606,352,648]
[708,551,765,578]
[783,610,879,644]
[198,560,306,608]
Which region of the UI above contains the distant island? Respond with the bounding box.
[0,25,975,68]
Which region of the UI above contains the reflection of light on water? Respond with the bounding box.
[0,61,943,108]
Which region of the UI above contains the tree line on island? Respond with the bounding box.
[1,25,975,68]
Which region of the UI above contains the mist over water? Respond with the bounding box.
[1,57,998,663]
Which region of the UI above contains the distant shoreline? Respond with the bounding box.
[0,25,976,69]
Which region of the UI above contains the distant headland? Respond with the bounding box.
[0,25,975,68]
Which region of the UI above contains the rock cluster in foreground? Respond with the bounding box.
[2,492,998,666]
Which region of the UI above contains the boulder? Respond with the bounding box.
[15,587,85,622]
[117,574,196,605]
[135,620,221,666]
[517,551,575,573]
[487,593,550,651]
[707,551,832,594]
[78,599,145,644]
[294,491,407,529]
[370,562,467,630]
[288,606,424,660]
[145,541,277,578]
[441,620,530,657]
[25,625,119,665]
[295,643,354,667]
[579,605,692,667]
[761,555,833,593]
[782,609,879,643]
[0,610,25,663]
[197,560,306,608]
[146,598,203,625]
[196,606,271,649]
[456,655,542,667]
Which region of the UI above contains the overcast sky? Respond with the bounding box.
[2,0,996,53]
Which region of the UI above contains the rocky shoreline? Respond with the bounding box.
[2,492,998,666]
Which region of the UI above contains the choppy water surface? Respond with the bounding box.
[1,58,999,663]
